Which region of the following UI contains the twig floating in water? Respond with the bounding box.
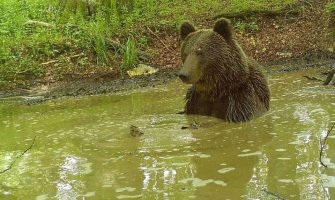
[0,136,37,174]
[261,189,285,200]
[323,68,335,85]
[320,123,335,168]
[302,76,323,82]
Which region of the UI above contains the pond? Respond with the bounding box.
[0,68,335,199]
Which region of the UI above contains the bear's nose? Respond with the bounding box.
[177,71,189,82]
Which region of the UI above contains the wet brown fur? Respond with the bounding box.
[179,18,270,123]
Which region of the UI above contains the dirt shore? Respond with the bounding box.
[0,59,333,107]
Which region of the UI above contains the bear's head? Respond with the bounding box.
[177,18,248,91]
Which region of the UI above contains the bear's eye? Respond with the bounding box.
[196,48,203,56]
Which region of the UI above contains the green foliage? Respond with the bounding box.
[0,0,299,88]
[235,20,259,33]
[326,2,335,13]
[0,57,43,85]
[121,37,138,77]
[86,10,109,65]
[0,0,57,87]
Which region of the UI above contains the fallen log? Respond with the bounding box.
[39,53,85,66]
[213,7,300,20]
[24,20,55,28]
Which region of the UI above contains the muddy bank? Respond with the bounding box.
[0,69,178,104]
[34,60,335,99]
[1,59,334,106]
[45,69,177,98]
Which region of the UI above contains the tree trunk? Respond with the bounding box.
[59,0,96,17]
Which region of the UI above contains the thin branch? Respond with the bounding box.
[0,136,37,174]
[213,8,300,20]
[146,27,175,54]
[320,123,335,168]
[298,0,313,7]
[302,75,323,82]
[261,189,285,200]
[39,53,85,66]
[323,68,335,85]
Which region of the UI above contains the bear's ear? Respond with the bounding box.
[180,21,196,40]
[213,18,233,40]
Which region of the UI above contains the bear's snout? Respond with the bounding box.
[177,71,190,83]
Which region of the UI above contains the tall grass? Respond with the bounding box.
[326,2,335,13]
[0,0,57,86]
[121,37,137,77]
[87,10,109,65]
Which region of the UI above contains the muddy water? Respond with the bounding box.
[0,68,335,200]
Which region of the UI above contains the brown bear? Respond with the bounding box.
[177,18,270,123]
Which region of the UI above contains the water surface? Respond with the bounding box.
[1,68,335,199]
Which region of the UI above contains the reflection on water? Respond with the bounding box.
[0,68,335,199]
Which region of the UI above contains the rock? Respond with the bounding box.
[276,52,292,58]
[127,64,158,77]
[22,96,47,105]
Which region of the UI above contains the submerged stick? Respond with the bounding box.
[261,189,285,200]
[323,68,335,85]
[320,123,335,168]
[302,75,323,82]
[0,136,37,174]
